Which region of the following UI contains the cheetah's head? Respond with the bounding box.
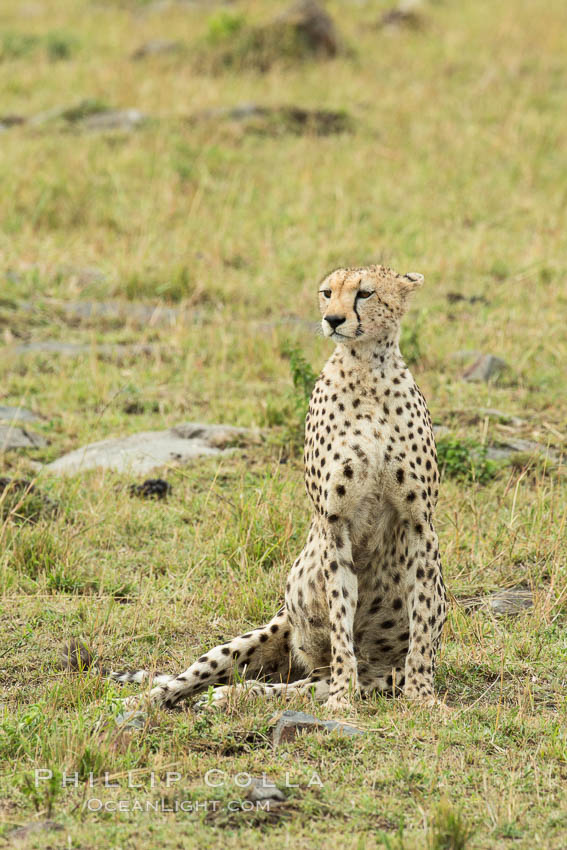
[318,265,423,344]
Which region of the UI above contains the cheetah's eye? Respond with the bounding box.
[320,289,332,299]
[357,290,374,300]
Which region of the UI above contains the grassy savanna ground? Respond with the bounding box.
[1,0,566,846]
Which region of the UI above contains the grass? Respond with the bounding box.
[436,437,499,485]
[0,0,566,847]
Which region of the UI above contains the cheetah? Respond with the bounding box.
[105,265,447,711]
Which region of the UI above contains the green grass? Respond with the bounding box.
[0,0,566,847]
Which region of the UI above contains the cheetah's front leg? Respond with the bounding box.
[404,522,447,702]
[322,519,359,710]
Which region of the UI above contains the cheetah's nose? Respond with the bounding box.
[325,315,346,330]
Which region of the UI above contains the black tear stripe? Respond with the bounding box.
[353,295,363,337]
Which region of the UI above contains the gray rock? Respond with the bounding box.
[60,300,182,327]
[193,103,265,122]
[485,438,560,463]
[272,709,365,746]
[430,425,559,465]
[245,777,287,803]
[46,422,258,476]
[81,109,147,132]
[131,39,183,59]
[12,341,91,355]
[276,0,339,56]
[488,589,533,615]
[463,354,509,382]
[29,100,147,132]
[115,710,148,731]
[58,266,107,286]
[8,301,314,334]
[0,114,26,131]
[4,270,22,284]
[433,425,451,439]
[450,349,482,363]
[29,98,109,126]
[477,408,525,427]
[221,103,266,121]
[10,341,156,358]
[378,0,425,29]
[7,821,63,842]
[461,588,534,616]
[192,103,351,136]
[0,405,42,424]
[171,422,258,447]
[14,299,183,328]
[446,291,489,305]
[0,424,47,451]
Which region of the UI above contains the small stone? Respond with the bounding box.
[446,292,489,305]
[80,109,147,132]
[29,98,109,126]
[131,39,183,59]
[433,425,451,440]
[0,114,26,131]
[191,103,350,136]
[485,438,560,463]
[27,100,146,133]
[378,0,425,29]
[12,341,90,356]
[461,588,534,616]
[276,0,339,56]
[0,424,47,450]
[245,777,287,803]
[114,710,147,732]
[450,349,482,363]
[463,354,509,382]
[272,709,365,747]
[219,103,266,121]
[7,821,63,842]
[60,266,107,286]
[476,408,525,427]
[488,589,533,615]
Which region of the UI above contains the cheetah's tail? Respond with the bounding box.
[59,638,175,688]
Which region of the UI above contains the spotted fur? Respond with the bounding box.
[111,265,447,711]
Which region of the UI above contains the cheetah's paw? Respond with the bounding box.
[403,689,451,713]
[324,693,354,713]
[194,685,232,712]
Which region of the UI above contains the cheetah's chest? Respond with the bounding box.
[304,379,387,519]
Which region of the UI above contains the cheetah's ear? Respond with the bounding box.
[399,272,424,297]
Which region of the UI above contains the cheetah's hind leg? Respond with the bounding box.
[142,607,295,708]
